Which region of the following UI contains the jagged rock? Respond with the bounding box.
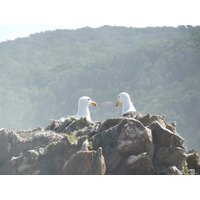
[136,113,166,128]
[123,111,142,118]
[0,129,26,167]
[0,113,199,175]
[0,134,100,175]
[186,150,200,174]
[149,122,185,148]
[188,169,196,175]
[97,118,122,132]
[63,147,106,175]
[0,128,62,169]
[38,137,78,174]
[137,113,177,133]
[0,149,42,175]
[81,139,89,151]
[21,129,63,149]
[91,122,122,174]
[165,166,183,175]
[125,153,154,174]
[117,119,154,158]
[91,118,154,174]
[46,117,99,137]
[148,121,186,173]
[0,134,66,175]
[154,146,187,172]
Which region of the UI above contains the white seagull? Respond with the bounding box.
[76,96,97,121]
[115,92,136,116]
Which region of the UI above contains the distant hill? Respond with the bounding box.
[0,25,200,150]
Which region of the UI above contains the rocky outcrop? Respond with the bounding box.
[148,121,186,174]
[91,118,154,174]
[186,150,200,174]
[0,114,199,175]
[46,117,99,137]
[63,147,106,175]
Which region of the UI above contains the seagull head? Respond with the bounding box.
[115,92,131,107]
[115,92,136,115]
[78,96,97,107]
[76,96,97,121]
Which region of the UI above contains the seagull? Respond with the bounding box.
[115,92,136,116]
[76,96,97,121]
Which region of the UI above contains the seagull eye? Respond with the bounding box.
[88,98,90,101]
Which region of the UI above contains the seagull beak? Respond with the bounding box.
[90,101,97,107]
[115,98,120,107]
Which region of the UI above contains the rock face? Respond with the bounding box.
[63,147,106,175]
[91,118,155,174]
[0,114,199,175]
[186,150,200,174]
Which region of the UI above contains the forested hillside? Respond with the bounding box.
[0,25,200,150]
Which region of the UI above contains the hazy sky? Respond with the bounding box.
[0,0,199,42]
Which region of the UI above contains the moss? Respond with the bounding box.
[66,134,78,144]
[88,142,93,151]
[46,141,58,148]
[182,161,190,175]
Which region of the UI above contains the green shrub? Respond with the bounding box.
[88,142,93,151]
[182,161,190,175]
[66,134,78,144]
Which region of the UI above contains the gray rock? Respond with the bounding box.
[154,146,187,172]
[0,149,42,175]
[97,118,122,132]
[148,121,187,173]
[117,119,154,159]
[91,118,154,174]
[63,147,106,175]
[24,130,63,150]
[125,153,154,174]
[0,129,25,167]
[166,166,183,175]
[137,113,177,133]
[81,139,89,151]
[91,122,122,173]
[0,134,102,175]
[0,113,198,175]
[186,150,200,174]
[38,137,78,174]
[149,121,185,148]
[123,111,142,118]
[46,117,99,137]
[136,113,166,127]
[0,128,63,169]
